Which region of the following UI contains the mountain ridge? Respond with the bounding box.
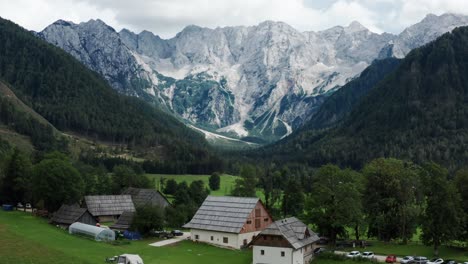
[38,13,468,143]
[264,26,468,171]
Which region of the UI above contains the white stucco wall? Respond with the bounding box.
[190,229,260,249]
[253,246,306,264]
[292,248,304,264]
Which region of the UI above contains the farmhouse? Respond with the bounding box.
[250,217,320,264]
[122,187,170,208]
[50,204,96,227]
[84,195,135,222]
[183,196,273,249]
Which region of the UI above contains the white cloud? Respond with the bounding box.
[1,0,468,38]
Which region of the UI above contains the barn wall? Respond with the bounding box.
[240,201,272,233]
[78,211,97,226]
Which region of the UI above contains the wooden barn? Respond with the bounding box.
[183,196,273,249]
[110,211,134,231]
[50,204,96,228]
[250,217,320,264]
[122,187,170,208]
[84,195,135,222]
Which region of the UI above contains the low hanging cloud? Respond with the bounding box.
[1,0,468,38]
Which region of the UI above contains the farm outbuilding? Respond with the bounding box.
[84,195,135,222]
[122,187,170,208]
[50,204,96,227]
[69,222,115,241]
[110,211,134,231]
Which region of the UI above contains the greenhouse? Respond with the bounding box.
[69,222,115,241]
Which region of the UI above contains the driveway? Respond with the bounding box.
[149,232,191,247]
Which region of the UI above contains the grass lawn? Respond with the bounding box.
[147,173,239,196]
[0,211,251,264]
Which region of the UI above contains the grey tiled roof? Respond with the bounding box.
[50,204,89,225]
[84,195,135,216]
[260,217,319,249]
[183,196,259,233]
[122,187,170,208]
[110,211,134,230]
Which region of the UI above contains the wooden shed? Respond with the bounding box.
[122,187,170,208]
[110,211,134,231]
[50,204,96,227]
[84,195,135,222]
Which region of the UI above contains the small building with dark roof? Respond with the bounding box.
[84,195,135,222]
[183,196,273,249]
[110,211,134,231]
[250,217,320,264]
[122,187,170,208]
[50,204,96,227]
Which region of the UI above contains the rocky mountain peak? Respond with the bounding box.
[346,21,368,33]
[39,13,468,143]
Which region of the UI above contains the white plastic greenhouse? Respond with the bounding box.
[69,222,115,241]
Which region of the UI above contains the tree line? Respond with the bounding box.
[232,159,467,256]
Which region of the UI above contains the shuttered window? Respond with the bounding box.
[255,219,261,228]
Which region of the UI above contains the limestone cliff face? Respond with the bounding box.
[39,13,468,142]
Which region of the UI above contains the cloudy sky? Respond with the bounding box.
[1,0,468,38]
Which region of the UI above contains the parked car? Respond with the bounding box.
[443,260,456,264]
[401,256,415,264]
[386,255,397,263]
[313,247,327,255]
[347,251,361,258]
[171,230,183,236]
[413,256,428,264]
[25,203,32,209]
[17,202,23,208]
[150,230,174,239]
[362,252,375,259]
[427,258,444,264]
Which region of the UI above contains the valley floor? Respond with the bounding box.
[0,211,251,264]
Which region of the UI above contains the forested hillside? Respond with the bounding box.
[261,27,468,171]
[300,58,401,130]
[0,18,219,173]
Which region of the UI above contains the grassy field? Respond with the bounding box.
[0,211,251,264]
[147,174,239,196]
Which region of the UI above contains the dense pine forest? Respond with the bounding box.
[0,18,223,174]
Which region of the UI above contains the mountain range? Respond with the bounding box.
[38,13,468,143]
[261,26,468,171]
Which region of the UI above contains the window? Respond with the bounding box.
[281,251,285,257]
[210,236,213,241]
[223,237,228,244]
[243,239,247,245]
[255,209,261,217]
[246,220,252,224]
[255,219,261,228]
[264,218,269,222]
[195,235,199,240]
[263,236,267,240]
[261,250,265,255]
